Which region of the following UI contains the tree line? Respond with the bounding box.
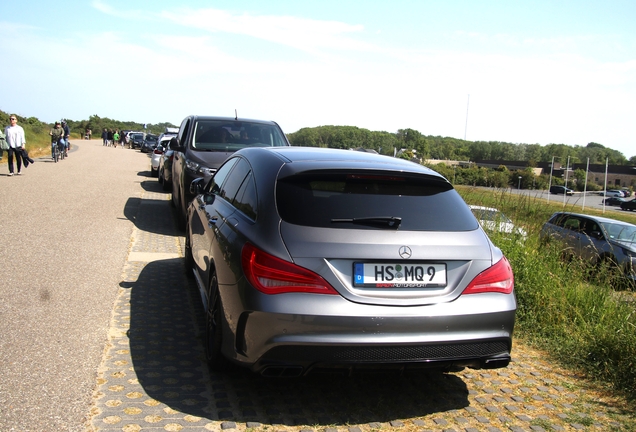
[2,110,632,191]
[65,115,177,137]
[287,125,635,165]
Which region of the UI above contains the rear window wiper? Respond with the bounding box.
[331,216,402,228]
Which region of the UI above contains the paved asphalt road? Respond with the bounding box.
[507,187,633,213]
[0,141,149,430]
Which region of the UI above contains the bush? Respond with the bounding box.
[459,186,636,400]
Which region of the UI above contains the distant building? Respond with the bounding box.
[427,158,636,188]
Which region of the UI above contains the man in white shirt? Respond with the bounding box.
[4,115,26,176]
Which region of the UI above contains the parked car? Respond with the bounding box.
[603,197,627,206]
[549,185,574,195]
[158,143,174,191]
[469,205,527,239]
[598,190,624,197]
[170,116,290,229]
[150,144,163,177]
[620,199,636,211]
[129,132,145,149]
[157,129,179,149]
[539,212,636,283]
[141,134,158,153]
[185,146,516,376]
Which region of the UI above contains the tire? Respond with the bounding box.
[174,185,186,231]
[171,180,179,209]
[161,173,171,191]
[151,167,158,177]
[184,227,194,278]
[205,274,228,371]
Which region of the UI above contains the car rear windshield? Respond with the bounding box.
[276,172,479,231]
[192,120,287,151]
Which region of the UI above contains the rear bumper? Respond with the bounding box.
[220,291,516,376]
[253,339,512,377]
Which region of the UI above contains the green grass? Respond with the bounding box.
[458,186,636,400]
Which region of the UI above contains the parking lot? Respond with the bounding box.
[510,188,633,213]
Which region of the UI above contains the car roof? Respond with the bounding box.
[191,115,280,126]
[551,211,636,226]
[239,147,447,180]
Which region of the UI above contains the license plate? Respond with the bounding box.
[353,262,447,288]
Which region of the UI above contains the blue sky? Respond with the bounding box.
[1,0,635,158]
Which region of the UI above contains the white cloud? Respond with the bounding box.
[158,8,374,54]
[1,3,634,157]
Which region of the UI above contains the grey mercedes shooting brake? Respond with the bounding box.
[185,147,516,376]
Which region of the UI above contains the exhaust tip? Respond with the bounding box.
[261,366,304,378]
[482,356,511,369]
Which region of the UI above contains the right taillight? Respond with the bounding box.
[462,256,514,295]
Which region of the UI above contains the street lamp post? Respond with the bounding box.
[518,176,522,190]
[547,156,559,203]
[564,156,571,206]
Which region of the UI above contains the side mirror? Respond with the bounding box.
[190,177,206,196]
[169,137,181,151]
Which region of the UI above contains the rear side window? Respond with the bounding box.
[548,213,568,227]
[219,159,251,202]
[276,172,478,231]
[207,158,238,196]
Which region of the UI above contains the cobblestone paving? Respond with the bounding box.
[88,182,635,432]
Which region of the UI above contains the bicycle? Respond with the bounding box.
[52,140,64,163]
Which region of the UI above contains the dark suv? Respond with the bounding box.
[549,185,574,195]
[130,132,145,149]
[170,116,290,229]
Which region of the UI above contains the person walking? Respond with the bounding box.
[107,129,113,147]
[113,130,120,149]
[102,128,108,146]
[4,114,27,176]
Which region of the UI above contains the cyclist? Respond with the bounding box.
[61,120,70,156]
[49,121,65,160]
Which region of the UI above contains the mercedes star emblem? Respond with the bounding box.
[399,246,412,259]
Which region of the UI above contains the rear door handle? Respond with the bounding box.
[208,216,218,228]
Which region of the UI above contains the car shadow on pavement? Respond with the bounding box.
[120,258,471,427]
[123,196,177,237]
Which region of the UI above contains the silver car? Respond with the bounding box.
[469,205,527,240]
[185,147,516,376]
[540,212,636,282]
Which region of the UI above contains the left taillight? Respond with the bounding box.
[462,256,514,295]
[241,243,338,295]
